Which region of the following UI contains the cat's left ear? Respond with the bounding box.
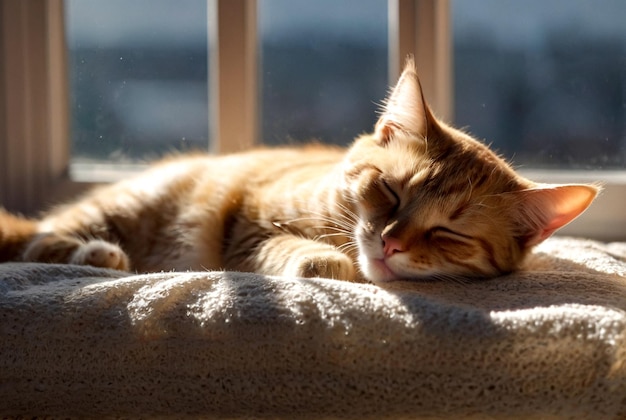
[375,58,439,145]
[514,184,600,246]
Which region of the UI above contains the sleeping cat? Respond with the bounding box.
[0,60,599,283]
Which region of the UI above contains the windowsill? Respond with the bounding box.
[520,169,626,185]
[70,162,149,184]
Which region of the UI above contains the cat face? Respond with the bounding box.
[342,59,598,283]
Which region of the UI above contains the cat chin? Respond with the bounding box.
[358,254,399,283]
[359,253,464,283]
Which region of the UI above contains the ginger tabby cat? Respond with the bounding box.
[0,60,599,283]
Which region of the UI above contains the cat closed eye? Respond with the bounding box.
[380,180,400,207]
[426,226,472,241]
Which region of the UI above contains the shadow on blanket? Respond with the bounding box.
[1,237,625,419]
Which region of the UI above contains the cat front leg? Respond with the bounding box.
[23,232,130,271]
[232,233,359,282]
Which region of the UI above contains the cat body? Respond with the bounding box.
[30,147,352,275]
[0,61,599,283]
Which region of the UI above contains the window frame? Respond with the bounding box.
[0,0,71,214]
[0,0,623,240]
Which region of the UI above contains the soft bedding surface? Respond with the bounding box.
[1,236,626,419]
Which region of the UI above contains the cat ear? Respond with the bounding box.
[375,58,437,144]
[514,184,600,246]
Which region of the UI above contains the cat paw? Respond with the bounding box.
[70,240,130,271]
[290,251,357,281]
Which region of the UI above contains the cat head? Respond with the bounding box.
[342,59,599,283]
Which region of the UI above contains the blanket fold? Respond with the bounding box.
[1,237,625,419]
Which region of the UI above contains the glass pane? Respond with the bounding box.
[453,0,626,169]
[258,0,388,146]
[65,0,209,164]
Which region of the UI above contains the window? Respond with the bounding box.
[0,0,623,240]
[453,0,626,169]
[66,0,389,159]
[258,0,388,146]
[65,0,209,164]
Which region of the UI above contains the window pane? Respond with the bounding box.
[258,0,388,146]
[65,0,209,164]
[453,0,626,169]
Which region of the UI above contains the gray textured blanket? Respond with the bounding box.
[1,237,625,419]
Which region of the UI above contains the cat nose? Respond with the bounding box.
[382,235,404,258]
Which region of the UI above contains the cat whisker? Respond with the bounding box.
[282,214,355,234]
[315,225,352,234]
[337,245,359,256]
[315,232,356,244]
[316,231,351,238]
[303,200,359,223]
[333,201,360,223]
[336,239,359,252]
[284,213,354,228]
[310,209,356,227]
[301,225,352,239]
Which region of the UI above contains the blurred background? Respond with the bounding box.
[66,0,626,169]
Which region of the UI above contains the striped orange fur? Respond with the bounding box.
[0,60,599,283]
